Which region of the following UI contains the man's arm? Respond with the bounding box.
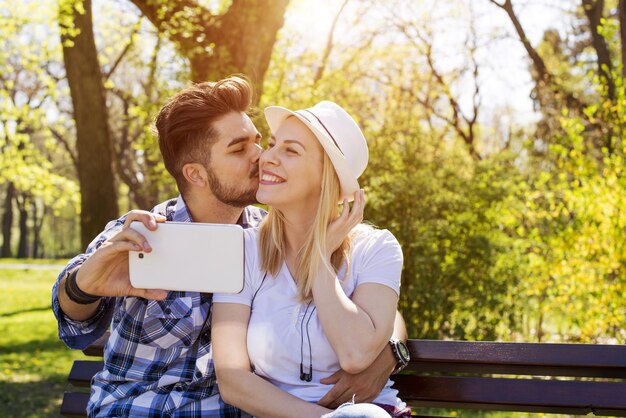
[52,210,168,348]
[317,310,408,408]
[52,220,123,349]
[57,211,169,319]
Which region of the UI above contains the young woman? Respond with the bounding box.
[212,102,408,418]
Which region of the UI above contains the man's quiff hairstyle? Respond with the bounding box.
[155,76,253,194]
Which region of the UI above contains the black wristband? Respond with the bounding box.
[64,269,102,305]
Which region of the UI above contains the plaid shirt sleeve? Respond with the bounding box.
[51,215,128,350]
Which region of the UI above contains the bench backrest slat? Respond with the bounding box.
[407,340,626,377]
[393,375,626,416]
[68,360,104,387]
[60,392,90,418]
[81,332,108,357]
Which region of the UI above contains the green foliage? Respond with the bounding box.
[0,0,79,213]
[362,127,525,339]
[0,129,79,214]
[0,0,80,258]
[512,78,626,342]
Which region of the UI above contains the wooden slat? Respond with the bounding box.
[407,340,626,378]
[82,332,109,357]
[60,392,89,418]
[393,375,626,416]
[68,360,103,387]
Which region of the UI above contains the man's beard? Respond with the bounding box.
[206,165,259,207]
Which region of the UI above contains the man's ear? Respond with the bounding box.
[182,163,208,188]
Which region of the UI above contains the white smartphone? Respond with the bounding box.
[128,221,244,293]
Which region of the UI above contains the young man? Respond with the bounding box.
[52,76,407,417]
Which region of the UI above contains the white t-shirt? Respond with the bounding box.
[213,225,404,406]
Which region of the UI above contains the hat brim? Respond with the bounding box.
[264,106,360,201]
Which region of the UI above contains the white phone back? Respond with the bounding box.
[128,221,244,293]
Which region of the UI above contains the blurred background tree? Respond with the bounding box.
[1,0,625,343]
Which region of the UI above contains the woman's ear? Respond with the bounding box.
[182,163,208,188]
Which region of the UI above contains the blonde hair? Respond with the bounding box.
[258,151,351,302]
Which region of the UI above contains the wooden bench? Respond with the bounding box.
[61,336,626,417]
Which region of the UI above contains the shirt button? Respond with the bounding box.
[164,308,172,315]
[174,384,183,391]
[195,371,202,379]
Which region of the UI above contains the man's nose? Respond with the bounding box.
[252,143,263,162]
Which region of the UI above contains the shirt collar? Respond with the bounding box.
[172,194,250,227]
[172,195,193,223]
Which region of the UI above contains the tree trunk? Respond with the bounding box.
[31,200,45,259]
[582,0,615,101]
[16,195,28,259]
[129,0,289,102]
[617,0,626,78]
[1,182,15,258]
[60,0,118,249]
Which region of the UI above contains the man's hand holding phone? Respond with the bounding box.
[74,210,170,300]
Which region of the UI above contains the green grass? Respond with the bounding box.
[0,265,89,418]
[0,258,67,265]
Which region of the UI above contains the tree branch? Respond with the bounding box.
[144,33,162,100]
[313,0,350,85]
[104,18,142,82]
[389,7,481,159]
[129,0,218,53]
[488,0,587,112]
[49,127,78,169]
[488,0,549,84]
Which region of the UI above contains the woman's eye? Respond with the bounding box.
[286,148,298,154]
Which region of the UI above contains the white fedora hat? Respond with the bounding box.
[264,101,368,201]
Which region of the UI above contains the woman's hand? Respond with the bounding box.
[325,189,365,258]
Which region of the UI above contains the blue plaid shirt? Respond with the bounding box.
[52,196,266,417]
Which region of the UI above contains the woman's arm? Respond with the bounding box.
[317,310,407,408]
[312,190,401,374]
[312,277,398,374]
[212,302,331,418]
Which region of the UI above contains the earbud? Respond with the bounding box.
[300,363,312,382]
[299,303,316,382]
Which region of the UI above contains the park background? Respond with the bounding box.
[1,0,626,416]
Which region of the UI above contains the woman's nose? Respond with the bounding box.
[260,146,278,166]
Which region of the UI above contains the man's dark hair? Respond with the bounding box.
[155,76,253,194]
